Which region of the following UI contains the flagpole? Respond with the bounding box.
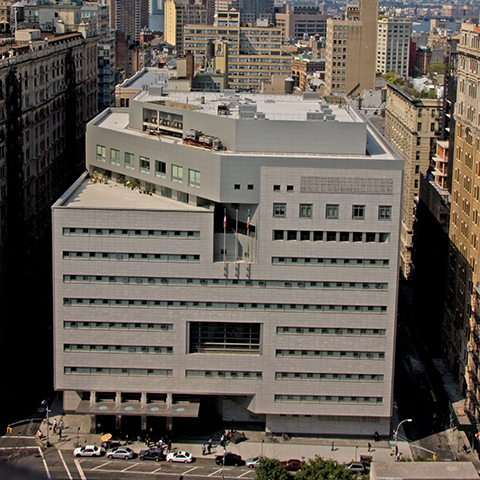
[235,209,238,274]
[246,208,250,260]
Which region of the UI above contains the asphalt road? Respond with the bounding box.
[0,440,259,480]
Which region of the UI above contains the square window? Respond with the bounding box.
[326,204,339,219]
[352,205,365,219]
[273,230,284,240]
[155,160,166,177]
[234,184,240,189]
[352,232,363,242]
[273,203,286,217]
[247,184,254,190]
[339,232,349,242]
[273,185,280,191]
[326,231,336,242]
[378,206,392,220]
[379,233,390,243]
[287,230,297,241]
[313,231,323,241]
[287,185,294,192]
[140,156,150,173]
[299,204,313,218]
[300,231,310,241]
[172,165,183,183]
[366,232,376,243]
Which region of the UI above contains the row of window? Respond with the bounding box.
[277,327,386,336]
[64,344,172,354]
[64,321,173,331]
[274,395,383,404]
[96,146,202,189]
[276,372,383,382]
[272,257,390,267]
[273,204,392,220]
[63,298,387,313]
[186,370,262,379]
[273,230,390,243]
[62,228,200,238]
[276,350,385,359]
[64,367,172,376]
[63,275,387,291]
[63,253,200,262]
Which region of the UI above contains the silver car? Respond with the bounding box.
[107,446,135,460]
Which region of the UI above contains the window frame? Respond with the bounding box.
[326,204,339,219]
[124,152,134,170]
[273,203,286,217]
[352,205,365,220]
[378,206,392,220]
[299,203,313,218]
[172,164,183,183]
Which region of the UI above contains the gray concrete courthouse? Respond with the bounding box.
[52,90,403,436]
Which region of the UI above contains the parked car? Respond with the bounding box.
[246,456,265,468]
[74,445,102,457]
[281,459,302,471]
[106,446,135,460]
[345,461,366,473]
[139,448,165,462]
[215,452,245,466]
[166,451,193,463]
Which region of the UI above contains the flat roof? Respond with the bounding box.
[135,90,362,122]
[119,68,168,89]
[58,176,211,212]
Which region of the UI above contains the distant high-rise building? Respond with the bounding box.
[322,0,378,96]
[165,0,208,54]
[376,15,412,77]
[384,84,442,278]
[275,5,327,42]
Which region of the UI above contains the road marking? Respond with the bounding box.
[209,469,223,476]
[151,466,163,473]
[237,471,252,477]
[0,446,38,450]
[1,435,35,439]
[38,447,52,479]
[58,450,73,480]
[182,466,198,475]
[121,462,140,472]
[92,461,111,470]
[74,458,87,480]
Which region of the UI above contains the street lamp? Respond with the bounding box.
[394,419,412,461]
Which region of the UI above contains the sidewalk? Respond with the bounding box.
[35,411,410,465]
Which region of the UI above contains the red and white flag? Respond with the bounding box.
[246,210,250,229]
[223,209,227,229]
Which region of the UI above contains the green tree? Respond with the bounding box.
[295,456,359,480]
[427,63,451,75]
[255,458,294,480]
[384,70,399,83]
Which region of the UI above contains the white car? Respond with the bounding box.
[246,456,265,468]
[74,445,102,457]
[166,451,193,463]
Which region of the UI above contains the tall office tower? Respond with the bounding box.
[113,0,149,42]
[165,0,208,54]
[447,23,480,422]
[81,2,116,110]
[322,0,378,96]
[52,90,402,437]
[275,5,327,42]
[184,10,290,91]
[376,15,412,77]
[384,84,442,278]
[0,30,98,426]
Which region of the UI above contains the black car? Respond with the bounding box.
[139,448,165,462]
[216,453,244,466]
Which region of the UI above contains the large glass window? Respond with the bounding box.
[189,322,261,354]
[299,204,312,218]
[155,160,166,177]
[125,152,134,170]
[96,145,106,162]
[326,204,339,219]
[378,206,392,220]
[140,156,150,174]
[352,205,365,219]
[273,203,286,217]
[110,148,120,165]
[189,169,200,188]
[172,165,183,183]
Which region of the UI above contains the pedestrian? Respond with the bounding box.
[137,435,142,443]
[168,439,172,452]
[125,434,129,445]
[331,440,334,451]
[202,444,206,455]
[37,429,43,440]
[368,442,372,452]
[374,431,379,442]
[59,420,65,430]
[208,439,212,454]
[58,428,62,439]
[53,419,57,434]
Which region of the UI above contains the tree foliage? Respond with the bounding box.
[427,63,451,75]
[255,458,294,480]
[255,456,365,480]
[296,456,360,480]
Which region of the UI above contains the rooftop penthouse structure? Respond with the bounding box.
[52,89,403,436]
